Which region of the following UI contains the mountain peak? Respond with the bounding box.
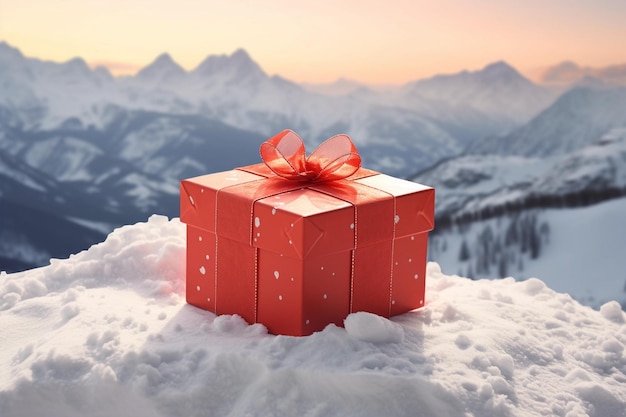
[153,52,177,66]
[0,41,29,74]
[481,61,522,79]
[538,61,626,86]
[93,66,114,82]
[53,56,96,81]
[136,52,186,82]
[64,57,90,70]
[231,48,253,63]
[540,61,585,85]
[192,49,266,81]
[0,41,25,60]
[404,59,552,124]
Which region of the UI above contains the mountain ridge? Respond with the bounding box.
[0,41,558,147]
[3,40,619,276]
[468,86,626,157]
[535,60,626,86]
[402,60,556,124]
[415,127,626,225]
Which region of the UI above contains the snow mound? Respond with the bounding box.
[1,215,626,417]
[344,312,404,343]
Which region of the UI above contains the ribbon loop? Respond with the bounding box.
[260,130,361,182]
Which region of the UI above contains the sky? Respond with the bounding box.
[1,0,625,84]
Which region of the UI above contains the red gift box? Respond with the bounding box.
[180,131,434,336]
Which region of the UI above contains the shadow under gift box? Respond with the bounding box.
[180,163,434,336]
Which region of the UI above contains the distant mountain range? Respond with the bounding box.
[532,61,626,86]
[415,127,626,222]
[413,120,626,308]
[0,40,560,176]
[469,86,626,157]
[2,40,626,286]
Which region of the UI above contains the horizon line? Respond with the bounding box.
[2,39,625,86]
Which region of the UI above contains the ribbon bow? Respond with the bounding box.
[260,130,361,182]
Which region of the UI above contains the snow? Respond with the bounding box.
[344,312,404,343]
[66,217,118,235]
[469,87,626,157]
[402,61,558,123]
[2,216,626,417]
[0,236,50,267]
[430,197,626,309]
[520,198,626,305]
[22,136,104,182]
[415,154,554,216]
[1,40,553,178]
[534,127,626,193]
[0,155,46,192]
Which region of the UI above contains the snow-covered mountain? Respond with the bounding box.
[418,128,626,220]
[0,39,613,283]
[0,43,118,130]
[0,107,266,203]
[536,60,626,86]
[0,99,268,271]
[414,128,626,307]
[133,53,187,86]
[301,77,372,96]
[429,199,626,308]
[0,41,558,176]
[0,148,109,271]
[469,86,626,157]
[401,61,557,124]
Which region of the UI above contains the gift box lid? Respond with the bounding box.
[354,173,435,238]
[181,129,434,260]
[180,169,265,233]
[181,166,434,260]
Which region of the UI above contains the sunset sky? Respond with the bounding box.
[1,0,625,84]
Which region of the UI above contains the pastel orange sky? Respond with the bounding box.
[1,0,625,84]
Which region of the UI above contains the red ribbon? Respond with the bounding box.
[260,130,361,182]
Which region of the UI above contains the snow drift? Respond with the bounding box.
[1,216,625,417]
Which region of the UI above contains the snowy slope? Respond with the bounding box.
[0,148,119,270]
[469,87,626,157]
[402,61,558,124]
[133,53,187,86]
[537,61,626,86]
[416,128,626,219]
[414,154,552,218]
[300,78,377,96]
[0,43,118,130]
[415,129,626,308]
[429,198,626,308]
[532,127,626,194]
[0,108,270,272]
[1,216,625,417]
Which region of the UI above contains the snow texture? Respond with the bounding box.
[428,197,626,308]
[417,128,626,220]
[1,215,626,417]
[344,312,404,344]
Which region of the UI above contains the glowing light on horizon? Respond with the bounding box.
[1,0,625,84]
[88,60,143,76]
